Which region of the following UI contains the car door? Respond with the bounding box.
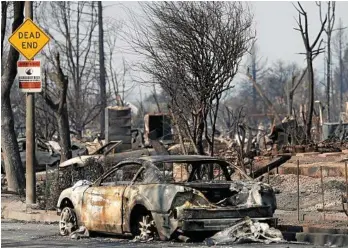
[81,163,142,234]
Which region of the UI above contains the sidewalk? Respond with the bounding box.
[1,193,59,223]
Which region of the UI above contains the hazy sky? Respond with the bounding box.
[103,1,348,102]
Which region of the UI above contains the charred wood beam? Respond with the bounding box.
[250,155,291,179]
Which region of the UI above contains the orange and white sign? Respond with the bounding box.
[17,60,42,92]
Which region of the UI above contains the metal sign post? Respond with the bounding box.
[8,1,50,205]
[25,1,35,205]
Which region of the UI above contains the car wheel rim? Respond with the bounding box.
[59,207,76,236]
[138,215,156,240]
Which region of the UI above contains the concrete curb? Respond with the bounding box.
[296,232,348,247]
[279,225,348,247]
[2,209,59,223]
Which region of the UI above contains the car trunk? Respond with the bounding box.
[176,181,276,216]
[179,182,235,204]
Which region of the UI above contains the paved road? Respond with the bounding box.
[1,220,319,248]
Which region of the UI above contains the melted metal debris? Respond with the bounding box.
[205,217,285,245]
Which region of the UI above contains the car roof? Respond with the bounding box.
[136,155,228,163]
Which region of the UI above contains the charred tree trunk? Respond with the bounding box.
[44,53,72,163]
[1,2,8,58]
[98,1,106,138]
[1,97,25,192]
[196,117,205,155]
[306,53,315,140]
[55,108,71,162]
[1,1,25,194]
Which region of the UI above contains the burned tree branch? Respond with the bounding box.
[294,2,327,141]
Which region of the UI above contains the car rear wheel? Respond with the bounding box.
[59,207,77,236]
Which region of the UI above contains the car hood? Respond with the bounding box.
[59,155,103,168]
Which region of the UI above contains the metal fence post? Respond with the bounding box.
[297,159,300,222]
[345,162,348,200]
[320,166,325,220]
[45,164,48,212]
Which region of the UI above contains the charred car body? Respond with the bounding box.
[1,138,87,174]
[57,155,277,240]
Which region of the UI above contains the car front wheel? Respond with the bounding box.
[59,207,77,236]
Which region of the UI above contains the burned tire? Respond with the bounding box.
[130,206,158,240]
[59,207,77,236]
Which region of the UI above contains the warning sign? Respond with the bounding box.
[17,60,42,92]
[8,19,50,60]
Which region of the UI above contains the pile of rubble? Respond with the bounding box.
[269,174,346,211]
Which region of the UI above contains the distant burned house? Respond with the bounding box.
[105,106,132,152]
[268,117,305,145]
[144,113,173,146]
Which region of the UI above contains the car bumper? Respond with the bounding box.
[176,206,276,232]
[179,217,278,232]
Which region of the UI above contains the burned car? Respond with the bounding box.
[58,141,123,169]
[1,138,87,174]
[57,155,277,240]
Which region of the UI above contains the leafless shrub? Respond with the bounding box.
[131,2,254,155]
[38,158,104,210]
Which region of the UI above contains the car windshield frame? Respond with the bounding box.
[153,159,251,183]
[93,158,252,186]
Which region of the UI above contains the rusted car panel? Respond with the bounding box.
[57,155,277,240]
[81,186,124,233]
[59,147,155,168]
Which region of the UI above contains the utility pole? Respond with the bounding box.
[326,2,334,122]
[44,69,48,139]
[251,54,257,112]
[25,1,36,205]
[98,1,106,138]
[338,19,344,113]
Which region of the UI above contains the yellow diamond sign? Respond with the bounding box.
[8,18,50,60]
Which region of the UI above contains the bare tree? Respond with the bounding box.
[132,2,254,156]
[42,53,72,162]
[317,1,336,121]
[38,2,100,139]
[294,2,327,141]
[103,19,135,107]
[248,43,267,116]
[1,1,25,193]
